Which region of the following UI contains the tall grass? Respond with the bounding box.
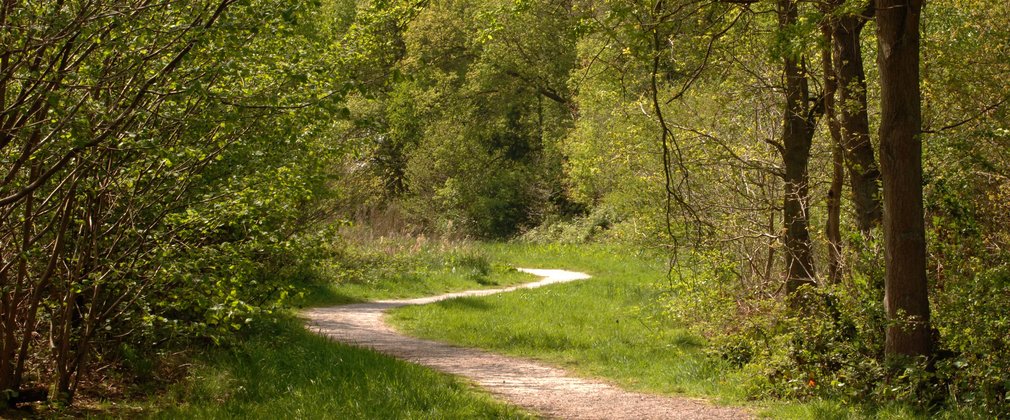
[292,236,535,307]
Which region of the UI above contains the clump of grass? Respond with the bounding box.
[144,317,530,419]
[446,249,503,285]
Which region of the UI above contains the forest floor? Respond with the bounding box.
[303,268,750,419]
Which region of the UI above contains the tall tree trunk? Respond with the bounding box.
[875,0,931,359]
[0,166,36,405]
[832,4,882,234]
[779,0,817,296]
[821,18,845,285]
[0,273,14,406]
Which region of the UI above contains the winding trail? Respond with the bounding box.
[303,269,750,419]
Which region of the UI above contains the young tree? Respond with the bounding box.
[0,0,349,405]
[875,0,931,359]
[827,0,882,234]
[820,12,845,284]
[777,0,820,296]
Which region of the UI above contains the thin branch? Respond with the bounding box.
[922,94,1010,134]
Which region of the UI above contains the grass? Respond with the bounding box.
[387,242,960,419]
[123,239,538,419]
[293,238,536,307]
[103,239,961,419]
[134,317,530,419]
[388,243,746,402]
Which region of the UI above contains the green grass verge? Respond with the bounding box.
[112,240,958,419]
[125,240,538,419]
[387,242,956,419]
[294,239,536,307]
[135,317,530,419]
[388,243,745,401]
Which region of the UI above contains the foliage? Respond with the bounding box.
[519,205,622,244]
[0,0,353,406]
[339,0,580,239]
[5,0,1010,415]
[932,269,1010,417]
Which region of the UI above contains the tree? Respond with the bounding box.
[826,0,882,234]
[777,0,820,297]
[819,8,845,284]
[875,0,931,359]
[0,0,237,403]
[0,0,350,405]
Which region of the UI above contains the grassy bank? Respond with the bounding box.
[388,243,745,402]
[294,238,536,307]
[388,243,961,419]
[141,317,529,419]
[119,239,535,419]
[106,240,948,419]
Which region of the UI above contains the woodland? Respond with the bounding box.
[1,0,1009,417]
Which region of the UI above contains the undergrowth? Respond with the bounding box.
[80,235,537,419]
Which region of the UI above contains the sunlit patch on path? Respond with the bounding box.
[304,268,749,419]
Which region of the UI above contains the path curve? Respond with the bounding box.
[303,268,749,419]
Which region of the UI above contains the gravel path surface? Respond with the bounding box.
[303,268,750,419]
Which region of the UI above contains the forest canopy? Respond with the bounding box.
[2,0,1009,416]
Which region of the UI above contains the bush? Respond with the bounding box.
[714,266,1010,417]
[933,267,1010,417]
[520,206,621,244]
[446,249,494,284]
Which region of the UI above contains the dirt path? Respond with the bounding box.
[303,269,750,419]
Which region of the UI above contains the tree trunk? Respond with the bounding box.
[821,19,845,285]
[779,0,817,297]
[0,271,14,407]
[832,6,882,234]
[875,0,931,359]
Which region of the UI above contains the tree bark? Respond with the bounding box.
[779,0,817,296]
[821,19,844,285]
[832,4,882,234]
[875,0,931,359]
